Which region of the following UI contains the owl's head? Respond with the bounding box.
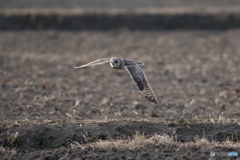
[110,57,121,68]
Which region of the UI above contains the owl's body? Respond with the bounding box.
[110,58,143,69]
[74,57,158,104]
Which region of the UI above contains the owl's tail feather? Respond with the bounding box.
[136,61,145,66]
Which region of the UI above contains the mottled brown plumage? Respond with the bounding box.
[74,57,158,104]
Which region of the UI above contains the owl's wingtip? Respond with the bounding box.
[153,97,159,105]
[73,65,83,69]
[136,61,145,66]
[148,97,159,105]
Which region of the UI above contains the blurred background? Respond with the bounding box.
[1,0,240,9]
[1,0,240,122]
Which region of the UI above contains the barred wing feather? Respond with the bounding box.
[74,58,111,68]
[125,65,158,104]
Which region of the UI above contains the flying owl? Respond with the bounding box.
[74,57,158,104]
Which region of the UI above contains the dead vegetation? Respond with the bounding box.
[1,29,240,159]
[1,118,240,148]
[1,119,240,159]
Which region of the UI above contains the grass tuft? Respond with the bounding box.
[87,133,107,143]
[167,121,175,127]
[2,133,21,148]
[54,143,62,148]
[217,131,238,142]
[35,137,46,149]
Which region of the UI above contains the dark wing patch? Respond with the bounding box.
[137,79,144,91]
[126,66,144,91]
[125,65,158,104]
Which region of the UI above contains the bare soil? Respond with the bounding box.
[1,30,240,159]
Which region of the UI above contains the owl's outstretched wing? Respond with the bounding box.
[74,58,111,68]
[125,65,158,104]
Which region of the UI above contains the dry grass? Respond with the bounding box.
[1,117,240,159]
[64,130,240,159]
[1,116,240,129]
[1,7,240,15]
[1,30,240,159]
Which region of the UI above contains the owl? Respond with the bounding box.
[74,57,158,104]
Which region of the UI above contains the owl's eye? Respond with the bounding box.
[114,60,118,64]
